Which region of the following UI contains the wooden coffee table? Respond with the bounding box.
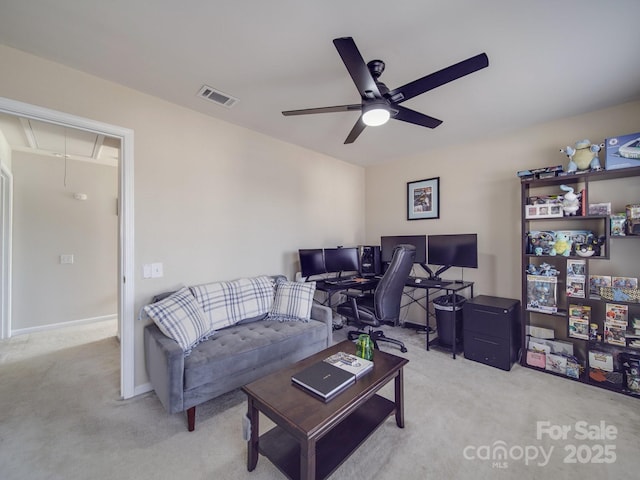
[241,340,408,480]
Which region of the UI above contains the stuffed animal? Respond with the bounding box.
[560,139,603,172]
[550,232,572,257]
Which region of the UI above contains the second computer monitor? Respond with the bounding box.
[380,235,427,264]
[427,233,478,269]
[324,247,359,274]
[298,249,326,278]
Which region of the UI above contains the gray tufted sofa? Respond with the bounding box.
[143,276,332,431]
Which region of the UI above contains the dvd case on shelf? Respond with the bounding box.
[589,275,611,299]
[612,277,638,289]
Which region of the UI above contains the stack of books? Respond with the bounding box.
[291,352,374,401]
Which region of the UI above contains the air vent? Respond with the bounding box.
[197,85,239,108]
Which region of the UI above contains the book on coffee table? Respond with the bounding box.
[324,352,374,379]
[291,361,356,401]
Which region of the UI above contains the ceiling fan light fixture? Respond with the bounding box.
[362,102,390,126]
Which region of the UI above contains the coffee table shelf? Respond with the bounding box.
[259,394,395,480]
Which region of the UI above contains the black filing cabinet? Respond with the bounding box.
[463,295,521,371]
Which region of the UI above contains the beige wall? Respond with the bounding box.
[12,152,118,330]
[0,45,365,387]
[366,99,640,325]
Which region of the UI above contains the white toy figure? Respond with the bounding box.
[560,139,603,172]
[560,185,580,216]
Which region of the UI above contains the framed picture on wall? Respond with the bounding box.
[407,177,440,220]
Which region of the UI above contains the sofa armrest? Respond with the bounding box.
[144,323,186,414]
[311,303,333,347]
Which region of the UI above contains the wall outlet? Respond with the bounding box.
[60,254,74,264]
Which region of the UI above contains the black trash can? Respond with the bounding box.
[433,294,466,347]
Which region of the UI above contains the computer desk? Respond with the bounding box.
[403,277,474,359]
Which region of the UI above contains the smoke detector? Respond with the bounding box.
[197,85,239,108]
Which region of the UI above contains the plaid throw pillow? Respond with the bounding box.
[143,287,210,353]
[190,276,275,331]
[268,280,316,322]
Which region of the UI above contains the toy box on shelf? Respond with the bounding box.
[605,132,640,171]
[600,277,640,303]
[526,275,558,313]
[566,259,586,298]
[627,204,640,235]
[589,275,612,299]
[568,304,591,340]
[589,348,624,391]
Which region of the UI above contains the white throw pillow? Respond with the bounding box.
[190,276,275,331]
[144,287,210,352]
[268,280,316,322]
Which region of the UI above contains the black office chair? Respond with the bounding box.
[337,244,415,353]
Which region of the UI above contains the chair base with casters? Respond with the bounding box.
[347,327,408,353]
[336,244,416,354]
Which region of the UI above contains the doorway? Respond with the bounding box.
[0,163,11,340]
[0,97,135,399]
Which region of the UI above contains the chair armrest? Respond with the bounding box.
[144,323,186,414]
[311,303,333,347]
[342,291,366,299]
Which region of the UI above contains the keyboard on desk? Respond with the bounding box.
[324,277,357,286]
[325,277,376,287]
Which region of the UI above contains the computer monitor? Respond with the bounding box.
[324,247,359,278]
[380,235,427,264]
[298,249,326,278]
[427,233,478,279]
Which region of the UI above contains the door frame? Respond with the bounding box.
[0,97,135,399]
[0,163,12,340]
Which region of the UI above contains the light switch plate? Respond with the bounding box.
[151,263,163,278]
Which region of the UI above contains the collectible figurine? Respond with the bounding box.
[560,139,603,172]
[538,263,560,276]
[550,232,572,257]
[559,185,580,216]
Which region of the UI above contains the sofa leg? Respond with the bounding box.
[187,406,196,432]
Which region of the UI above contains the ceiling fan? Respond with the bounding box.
[282,37,489,144]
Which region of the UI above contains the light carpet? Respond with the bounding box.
[1,319,639,480]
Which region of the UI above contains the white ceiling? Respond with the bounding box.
[1,0,639,167]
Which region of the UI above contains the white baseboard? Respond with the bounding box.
[11,314,117,336]
[133,382,153,397]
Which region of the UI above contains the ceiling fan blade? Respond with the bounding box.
[393,105,443,129]
[282,104,362,116]
[387,53,489,104]
[333,37,382,99]
[344,116,366,144]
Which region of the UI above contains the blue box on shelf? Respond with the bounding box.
[605,132,640,170]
